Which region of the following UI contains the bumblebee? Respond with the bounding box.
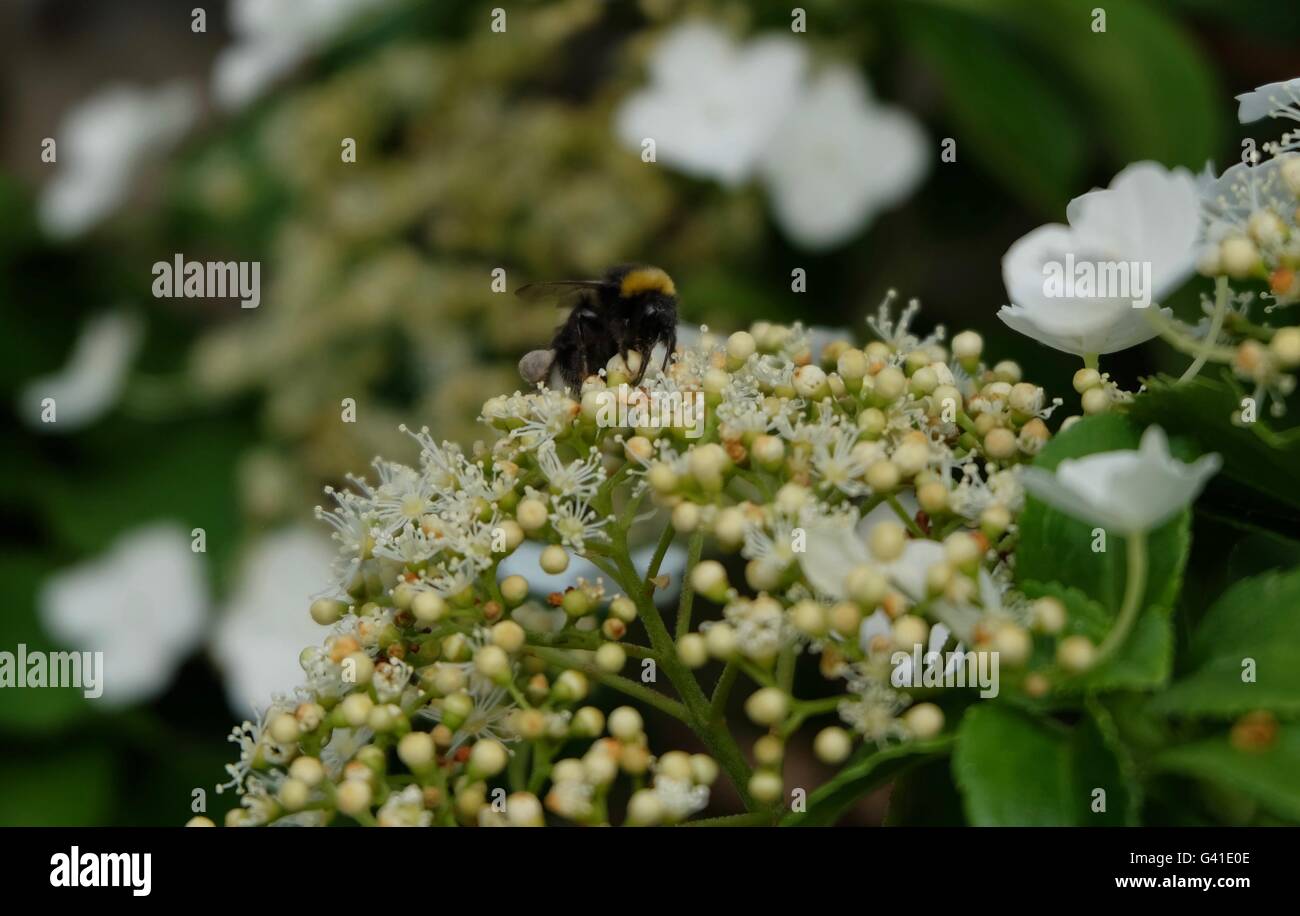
[516,264,678,391]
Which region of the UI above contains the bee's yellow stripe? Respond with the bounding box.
[619,267,675,298]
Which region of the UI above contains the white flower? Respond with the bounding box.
[18,311,142,431]
[1020,426,1219,535]
[211,525,337,712]
[213,0,391,110]
[1235,78,1300,124]
[38,523,207,707]
[548,499,608,552]
[614,21,807,186]
[810,423,871,496]
[537,443,605,500]
[759,66,927,249]
[39,83,197,238]
[998,162,1200,356]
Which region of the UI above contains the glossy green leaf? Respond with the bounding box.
[953,703,1137,825]
[1152,567,1300,717]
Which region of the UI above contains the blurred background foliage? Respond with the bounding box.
[1,0,1298,825]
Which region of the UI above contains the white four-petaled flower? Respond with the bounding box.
[615,22,927,249]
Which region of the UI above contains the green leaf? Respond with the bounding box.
[1016,413,1191,621]
[897,2,1085,213]
[1151,567,1300,717]
[783,735,954,826]
[919,0,1222,169]
[1075,698,1143,825]
[953,704,1137,825]
[1022,581,1172,691]
[1130,374,1300,515]
[954,705,1073,825]
[1154,726,1300,823]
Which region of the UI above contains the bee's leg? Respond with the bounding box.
[628,340,648,386]
[661,330,676,373]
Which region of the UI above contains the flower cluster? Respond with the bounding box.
[210,73,1300,830]
[212,280,1229,826]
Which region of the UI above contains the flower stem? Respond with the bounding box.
[710,661,738,719]
[525,644,690,723]
[1083,352,1099,371]
[887,494,927,539]
[607,542,754,807]
[1094,529,1148,668]
[1179,276,1230,384]
[675,528,704,639]
[646,520,676,582]
[1145,300,1236,364]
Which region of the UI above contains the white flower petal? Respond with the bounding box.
[799,517,872,599]
[19,311,142,431]
[39,524,208,707]
[1235,78,1300,124]
[211,525,336,711]
[38,83,197,238]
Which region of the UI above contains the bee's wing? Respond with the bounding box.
[515,279,610,305]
